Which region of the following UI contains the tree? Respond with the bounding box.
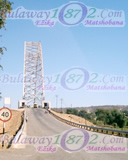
[72,109,78,115]
[78,110,87,118]
[66,108,78,115]
[0,0,12,29]
[110,109,124,128]
[66,108,72,114]
[95,109,126,128]
[122,110,128,117]
[95,109,107,123]
[0,0,12,69]
[126,120,128,126]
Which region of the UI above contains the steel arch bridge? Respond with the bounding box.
[23,41,45,107]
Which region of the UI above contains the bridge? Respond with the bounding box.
[23,41,45,107]
[0,42,128,160]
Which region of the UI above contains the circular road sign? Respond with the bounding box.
[0,107,12,122]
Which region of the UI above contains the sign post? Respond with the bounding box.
[0,108,12,147]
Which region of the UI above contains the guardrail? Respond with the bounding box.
[8,110,26,148]
[14,111,26,143]
[49,110,128,138]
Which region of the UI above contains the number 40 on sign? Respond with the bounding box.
[0,108,12,122]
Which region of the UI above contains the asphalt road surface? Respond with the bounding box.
[0,108,127,160]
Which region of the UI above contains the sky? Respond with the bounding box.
[0,0,128,109]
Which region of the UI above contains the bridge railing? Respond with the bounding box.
[49,110,128,138]
[8,110,26,148]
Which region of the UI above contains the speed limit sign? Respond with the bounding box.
[0,108,12,122]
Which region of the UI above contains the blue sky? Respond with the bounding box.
[0,0,128,108]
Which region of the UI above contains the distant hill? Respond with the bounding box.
[53,105,128,113]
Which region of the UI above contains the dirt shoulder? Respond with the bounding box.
[51,110,95,127]
[0,109,24,149]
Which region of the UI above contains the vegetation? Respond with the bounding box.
[66,108,128,129]
[66,108,78,115]
[0,0,12,69]
[95,109,125,128]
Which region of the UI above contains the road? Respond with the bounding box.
[0,108,127,160]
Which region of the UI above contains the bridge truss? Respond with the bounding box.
[23,41,45,107]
